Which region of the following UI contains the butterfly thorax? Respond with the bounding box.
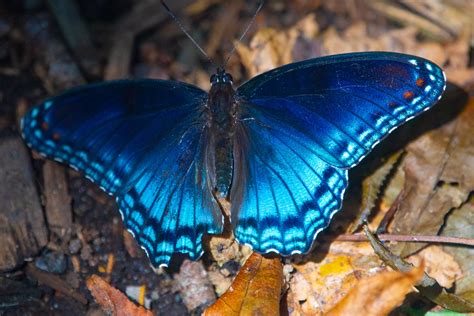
[208,69,237,198]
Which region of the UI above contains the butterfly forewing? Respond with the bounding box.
[237,52,446,168]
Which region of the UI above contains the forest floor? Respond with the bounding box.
[0,1,473,315]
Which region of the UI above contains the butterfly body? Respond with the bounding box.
[21,52,446,267]
[207,68,237,197]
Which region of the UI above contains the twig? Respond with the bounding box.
[363,225,474,313]
[367,1,454,41]
[25,263,88,305]
[46,0,100,78]
[325,233,474,247]
[105,0,193,80]
[43,161,72,238]
[204,1,242,60]
[376,189,403,234]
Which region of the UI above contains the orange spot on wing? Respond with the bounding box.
[41,122,49,130]
[416,78,424,87]
[403,91,414,99]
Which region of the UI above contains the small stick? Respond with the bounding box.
[325,233,474,247]
[26,263,88,305]
[376,189,403,234]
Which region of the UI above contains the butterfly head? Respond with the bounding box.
[210,68,233,86]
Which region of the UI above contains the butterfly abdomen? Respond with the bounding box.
[208,82,237,198]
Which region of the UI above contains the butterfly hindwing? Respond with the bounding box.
[232,120,348,255]
[21,80,223,267]
[232,52,445,254]
[117,125,223,267]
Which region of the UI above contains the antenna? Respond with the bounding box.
[224,1,264,68]
[161,0,264,70]
[160,0,216,67]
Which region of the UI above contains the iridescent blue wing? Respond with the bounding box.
[237,52,446,168]
[232,52,445,255]
[21,80,223,267]
[231,122,348,255]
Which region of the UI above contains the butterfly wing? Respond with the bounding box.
[232,52,445,255]
[237,52,446,168]
[21,80,223,267]
[232,121,348,255]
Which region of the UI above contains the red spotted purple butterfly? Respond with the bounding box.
[21,3,446,267]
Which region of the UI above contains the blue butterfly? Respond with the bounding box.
[21,52,445,267]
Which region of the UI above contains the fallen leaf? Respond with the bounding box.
[318,255,353,277]
[236,14,320,77]
[209,234,242,267]
[286,286,314,316]
[445,31,471,69]
[86,274,152,316]
[439,97,474,191]
[325,263,424,316]
[406,245,462,288]
[390,96,474,257]
[207,222,253,297]
[367,1,455,41]
[321,22,448,65]
[442,198,474,303]
[236,27,290,78]
[203,252,283,316]
[289,271,312,302]
[445,68,474,89]
[289,242,383,314]
[323,22,390,54]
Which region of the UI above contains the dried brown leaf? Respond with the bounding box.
[237,26,298,78]
[86,275,152,316]
[203,252,283,316]
[325,263,424,316]
[209,235,242,267]
[367,1,454,41]
[286,286,314,316]
[400,0,471,38]
[406,245,462,288]
[321,21,448,66]
[442,198,474,303]
[289,242,383,314]
[391,96,474,256]
[236,14,319,77]
[445,68,474,89]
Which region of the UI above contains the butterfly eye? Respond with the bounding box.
[210,74,217,83]
[224,74,233,83]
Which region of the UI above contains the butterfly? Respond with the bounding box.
[21,52,445,268]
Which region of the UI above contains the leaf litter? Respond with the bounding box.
[1,1,473,315]
[234,5,474,315]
